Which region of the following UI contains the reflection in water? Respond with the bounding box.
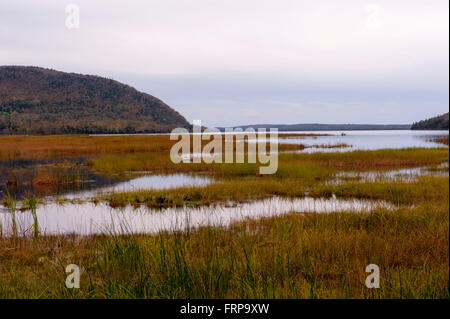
[0,158,212,200]
[276,130,449,153]
[0,158,115,199]
[61,173,213,199]
[0,196,394,236]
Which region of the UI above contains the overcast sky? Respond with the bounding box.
[1,0,448,127]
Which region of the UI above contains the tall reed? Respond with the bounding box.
[4,192,17,237]
[24,194,39,237]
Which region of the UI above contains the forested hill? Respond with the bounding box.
[0,66,190,134]
[411,113,449,130]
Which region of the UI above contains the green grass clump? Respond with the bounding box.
[23,194,39,237]
[104,178,303,208]
[311,176,449,205]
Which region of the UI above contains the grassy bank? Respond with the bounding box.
[0,202,447,298]
[103,176,448,208]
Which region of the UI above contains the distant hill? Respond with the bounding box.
[219,123,411,131]
[0,66,190,134]
[411,113,449,130]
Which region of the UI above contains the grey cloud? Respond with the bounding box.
[1,0,448,125]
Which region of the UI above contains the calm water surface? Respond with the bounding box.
[61,173,213,200]
[0,196,394,236]
[278,130,449,152]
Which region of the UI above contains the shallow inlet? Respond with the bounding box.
[59,173,213,200]
[0,196,394,236]
[0,156,214,200]
[0,158,106,199]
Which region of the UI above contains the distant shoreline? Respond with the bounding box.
[218,124,412,132]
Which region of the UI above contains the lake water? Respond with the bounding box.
[277,130,449,152]
[60,173,213,200]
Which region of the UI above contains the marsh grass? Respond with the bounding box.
[23,194,38,237]
[0,135,174,160]
[429,136,449,146]
[85,148,449,178]
[0,202,447,298]
[0,135,448,299]
[31,165,89,186]
[4,192,17,237]
[0,134,323,160]
[103,175,448,208]
[427,163,449,173]
[283,148,449,169]
[312,176,449,205]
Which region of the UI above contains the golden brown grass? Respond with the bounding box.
[0,201,447,298]
[432,136,449,146]
[288,148,449,170]
[0,134,285,160]
[0,134,174,159]
[0,134,346,160]
[31,172,58,186]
